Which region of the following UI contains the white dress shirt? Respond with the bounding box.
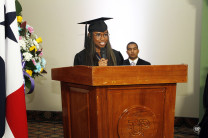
[129,58,138,66]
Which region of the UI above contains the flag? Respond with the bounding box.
[0,0,28,137]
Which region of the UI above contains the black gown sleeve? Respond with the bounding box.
[73,53,80,66]
[112,49,124,65]
[116,51,124,65]
[73,50,86,66]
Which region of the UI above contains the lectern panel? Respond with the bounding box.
[70,88,90,138]
[107,86,166,138]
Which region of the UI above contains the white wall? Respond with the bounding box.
[19,0,202,117]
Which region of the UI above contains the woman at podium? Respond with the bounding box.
[74,17,124,66]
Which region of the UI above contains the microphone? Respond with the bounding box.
[100,48,107,59]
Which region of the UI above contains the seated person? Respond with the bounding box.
[123,42,151,65]
[74,17,124,66]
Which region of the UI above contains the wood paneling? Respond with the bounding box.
[107,86,166,138]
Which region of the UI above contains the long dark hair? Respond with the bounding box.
[85,32,117,66]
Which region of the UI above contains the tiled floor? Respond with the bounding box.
[28,120,198,138]
[28,120,64,138]
[174,125,198,138]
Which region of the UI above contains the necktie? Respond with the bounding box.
[131,62,136,66]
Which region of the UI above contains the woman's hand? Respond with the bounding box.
[98,58,108,66]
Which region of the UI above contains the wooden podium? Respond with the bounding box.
[51,65,187,138]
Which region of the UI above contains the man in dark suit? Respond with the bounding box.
[123,42,151,65]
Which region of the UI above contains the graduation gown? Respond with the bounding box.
[74,49,124,66]
[123,58,151,65]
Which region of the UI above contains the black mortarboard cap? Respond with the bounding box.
[78,17,113,48]
[78,17,112,32]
